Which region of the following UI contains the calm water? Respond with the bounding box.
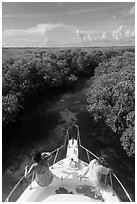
[2,80,135,201]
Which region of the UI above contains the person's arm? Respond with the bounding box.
[82,159,97,177]
[41,152,52,160]
[81,166,89,177]
[24,164,36,178]
[101,166,111,175]
[78,166,89,179]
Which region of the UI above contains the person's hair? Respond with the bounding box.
[32,151,41,163]
[98,154,109,167]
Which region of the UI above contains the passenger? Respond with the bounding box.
[24,151,53,187]
[69,158,78,168]
[79,155,112,191]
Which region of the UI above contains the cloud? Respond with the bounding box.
[121,5,135,16]
[76,29,97,45]
[100,32,107,40]
[75,25,135,47]
[3,23,65,46]
[3,22,135,47]
[113,5,135,21]
[67,5,120,16]
[128,6,135,15]
[2,7,110,19]
[131,30,135,38]
[87,34,92,41]
[68,8,105,15]
[3,5,119,19]
[76,29,102,46]
[3,23,65,37]
[112,26,124,40]
[3,23,76,47]
[76,29,86,41]
[112,25,135,41]
[76,29,108,43]
[3,14,49,19]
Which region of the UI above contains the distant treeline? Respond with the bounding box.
[2,47,135,156]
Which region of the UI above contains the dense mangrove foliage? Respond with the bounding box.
[2,47,135,157]
[87,51,135,157]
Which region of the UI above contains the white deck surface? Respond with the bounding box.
[17,139,120,202]
[17,158,120,202]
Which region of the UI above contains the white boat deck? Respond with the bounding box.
[6,127,132,202]
[17,156,120,202]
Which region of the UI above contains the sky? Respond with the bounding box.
[2,2,135,47]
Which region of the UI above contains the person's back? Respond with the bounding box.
[25,151,53,187]
[88,156,110,189]
[88,159,102,188]
[35,159,53,187]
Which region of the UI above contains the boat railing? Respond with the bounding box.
[4,125,133,202]
[5,176,25,202]
[50,126,70,168]
[49,124,133,202]
[83,150,132,202]
[112,172,133,202]
[49,124,98,163]
[74,125,133,202]
[4,127,69,202]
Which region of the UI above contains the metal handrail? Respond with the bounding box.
[79,144,99,159]
[5,176,25,202]
[74,125,133,202]
[5,127,70,202]
[51,148,59,168]
[112,172,133,202]
[110,172,115,196]
[75,124,98,160]
[30,171,35,190]
[50,127,70,166]
[50,125,79,164]
[5,125,133,202]
[79,145,133,202]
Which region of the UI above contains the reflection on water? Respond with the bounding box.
[2,80,135,201]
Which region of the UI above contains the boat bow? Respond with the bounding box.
[5,125,133,202]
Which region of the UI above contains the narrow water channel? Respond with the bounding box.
[2,79,135,201]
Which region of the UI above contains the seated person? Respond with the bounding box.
[24,151,53,187]
[79,155,112,190]
[68,158,78,168]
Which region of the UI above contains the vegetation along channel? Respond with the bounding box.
[2,47,135,201]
